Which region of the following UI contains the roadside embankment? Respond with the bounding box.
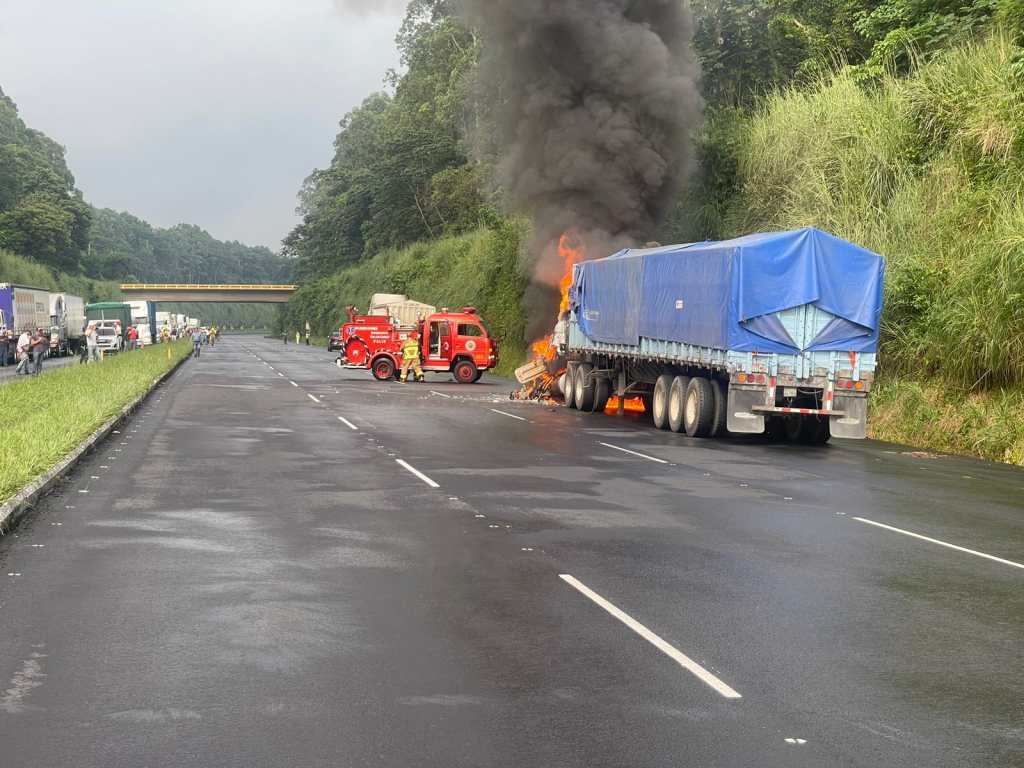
[0,341,192,510]
[869,377,1024,465]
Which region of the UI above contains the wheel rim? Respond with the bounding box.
[685,390,697,426]
[376,362,391,378]
[654,386,666,419]
[457,365,473,382]
[670,388,682,421]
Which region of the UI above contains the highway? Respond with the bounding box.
[1,336,1021,767]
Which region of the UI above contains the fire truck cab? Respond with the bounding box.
[338,306,499,384]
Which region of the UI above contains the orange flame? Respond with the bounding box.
[605,396,647,414]
[530,232,585,362]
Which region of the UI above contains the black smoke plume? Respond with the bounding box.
[461,0,703,340]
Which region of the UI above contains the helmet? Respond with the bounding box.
[409,331,419,340]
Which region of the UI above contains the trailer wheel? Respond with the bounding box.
[565,364,578,409]
[454,360,478,384]
[652,374,673,429]
[683,377,715,437]
[668,375,690,433]
[576,364,596,411]
[591,375,611,413]
[371,357,395,381]
[710,379,728,438]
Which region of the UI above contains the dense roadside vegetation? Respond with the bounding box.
[0,340,191,505]
[0,85,288,325]
[283,0,1024,464]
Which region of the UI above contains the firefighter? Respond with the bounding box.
[399,331,424,383]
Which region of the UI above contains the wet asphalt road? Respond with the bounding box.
[1,336,1022,768]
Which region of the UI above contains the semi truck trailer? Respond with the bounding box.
[560,228,885,444]
[49,293,86,356]
[0,284,50,364]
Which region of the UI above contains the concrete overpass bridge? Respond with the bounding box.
[119,284,296,303]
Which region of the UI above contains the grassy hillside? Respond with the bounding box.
[1,248,120,301]
[280,221,529,375]
[684,30,1024,464]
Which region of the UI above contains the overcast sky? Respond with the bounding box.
[0,0,405,250]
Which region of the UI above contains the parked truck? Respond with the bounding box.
[48,293,86,356]
[86,302,132,355]
[128,301,157,346]
[337,300,499,383]
[560,228,885,444]
[0,283,50,364]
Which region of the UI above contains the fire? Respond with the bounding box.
[530,231,585,362]
[605,396,647,414]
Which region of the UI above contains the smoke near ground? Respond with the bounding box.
[461,0,703,339]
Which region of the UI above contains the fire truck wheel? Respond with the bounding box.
[372,357,396,381]
[453,360,478,384]
[472,370,484,383]
[576,364,595,411]
[591,375,611,413]
[345,339,368,367]
[652,374,673,429]
[668,375,691,433]
[684,377,715,437]
[710,379,728,438]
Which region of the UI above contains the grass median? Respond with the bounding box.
[0,341,192,504]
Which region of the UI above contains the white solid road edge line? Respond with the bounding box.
[307,393,321,404]
[396,459,440,489]
[853,517,1024,570]
[559,574,742,699]
[598,441,669,465]
[337,416,358,431]
[430,390,452,399]
[490,408,527,422]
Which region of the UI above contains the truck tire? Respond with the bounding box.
[454,360,478,384]
[472,370,484,383]
[683,377,715,437]
[565,364,578,409]
[668,375,690,433]
[710,379,728,438]
[372,357,395,381]
[592,375,611,413]
[576,364,596,411]
[652,374,673,430]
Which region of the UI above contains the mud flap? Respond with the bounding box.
[831,394,868,439]
[727,386,766,434]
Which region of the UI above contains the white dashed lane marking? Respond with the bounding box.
[854,517,1024,570]
[395,459,440,489]
[597,442,668,465]
[559,574,742,700]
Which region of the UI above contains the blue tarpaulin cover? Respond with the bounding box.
[572,227,885,353]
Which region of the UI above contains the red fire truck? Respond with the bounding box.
[337,306,499,383]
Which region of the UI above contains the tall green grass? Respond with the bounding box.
[721,31,1024,389]
[0,248,122,301]
[281,221,530,375]
[0,341,191,504]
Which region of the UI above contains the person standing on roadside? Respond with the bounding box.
[30,328,47,375]
[0,328,10,367]
[399,331,425,383]
[126,325,139,351]
[15,329,32,374]
[191,327,204,358]
[84,322,99,363]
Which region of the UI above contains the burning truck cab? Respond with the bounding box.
[337,295,499,384]
[531,227,885,445]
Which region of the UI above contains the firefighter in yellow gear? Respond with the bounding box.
[400,332,424,383]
